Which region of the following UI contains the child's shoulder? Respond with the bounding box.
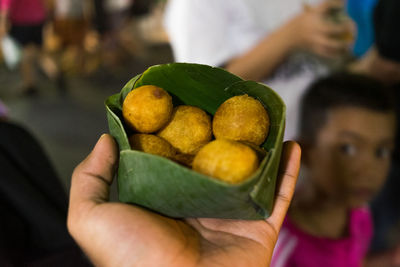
[350,205,371,217]
[271,208,373,267]
[349,206,373,239]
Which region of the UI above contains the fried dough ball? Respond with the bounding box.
[239,141,267,161]
[122,85,173,133]
[212,95,270,146]
[192,139,259,184]
[129,134,176,158]
[172,153,195,167]
[157,105,212,155]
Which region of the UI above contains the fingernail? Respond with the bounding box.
[94,134,107,148]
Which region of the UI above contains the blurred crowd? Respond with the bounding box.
[0,0,167,96]
[1,0,400,266]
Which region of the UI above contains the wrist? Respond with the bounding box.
[391,246,400,265]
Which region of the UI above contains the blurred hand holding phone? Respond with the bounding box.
[303,0,355,43]
[325,3,355,42]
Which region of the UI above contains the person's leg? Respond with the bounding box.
[9,24,40,95]
[20,43,39,94]
[39,50,59,80]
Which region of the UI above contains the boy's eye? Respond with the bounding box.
[375,147,392,159]
[339,143,357,156]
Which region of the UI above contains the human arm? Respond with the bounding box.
[225,0,355,81]
[0,0,10,39]
[364,245,400,267]
[349,47,400,85]
[67,134,301,267]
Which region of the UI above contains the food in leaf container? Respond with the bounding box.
[105,63,286,219]
[128,134,176,158]
[192,139,259,184]
[157,105,212,155]
[172,153,195,167]
[213,94,270,146]
[122,85,173,133]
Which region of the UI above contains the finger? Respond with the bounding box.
[317,21,354,40]
[314,0,344,14]
[266,141,301,233]
[312,36,348,58]
[69,134,118,210]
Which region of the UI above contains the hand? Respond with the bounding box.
[365,244,400,267]
[67,134,301,267]
[393,245,400,266]
[349,47,400,85]
[285,0,355,58]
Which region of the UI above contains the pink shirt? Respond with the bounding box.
[0,0,46,24]
[271,207,373,267]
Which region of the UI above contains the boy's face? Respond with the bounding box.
[305,107,396,208]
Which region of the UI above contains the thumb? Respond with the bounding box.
[267,141,301,233]
[69,134,118,209]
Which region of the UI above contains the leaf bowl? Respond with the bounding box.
[105,63,285,219]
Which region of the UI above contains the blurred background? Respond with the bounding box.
[1,0,399,265]
[0,0,171,190]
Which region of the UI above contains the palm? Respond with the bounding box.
[68,135,300,267]
[80,202,277,266]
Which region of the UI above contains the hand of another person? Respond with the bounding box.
[350,47,400,85]
[67,134,301,267]
[286,0,355,58]
[393,245,400,266]
[365,244,400,267]
[0,20,7,40]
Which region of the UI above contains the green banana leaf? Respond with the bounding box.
[105,63,286,219]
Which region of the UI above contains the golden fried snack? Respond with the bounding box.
[157,105,212,155]
[129,134,176,158]
[212,95,270,146]
[192,139,259,184]
[239,141,267,161]
[171,153,195,167]
[122,85,173,133]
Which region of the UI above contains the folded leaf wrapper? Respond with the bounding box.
[105,63,286,220]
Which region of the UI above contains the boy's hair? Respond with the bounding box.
[298,72,395,145]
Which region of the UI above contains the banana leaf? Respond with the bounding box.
[105,63,286,219]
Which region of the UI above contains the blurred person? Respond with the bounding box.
[164,0,355,140]
[349,0,400,261]
[67,135,301,267]
[51,0,90,76]
[0,119,90,266]
[271,73,397,266]
[92,0,108,38]
[0,0,59,95]
[133,0,169,45]
[98,0,134,69]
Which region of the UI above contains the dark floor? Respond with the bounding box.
[0,44,174,198]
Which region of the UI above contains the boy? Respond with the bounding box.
[271,73,397,266]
